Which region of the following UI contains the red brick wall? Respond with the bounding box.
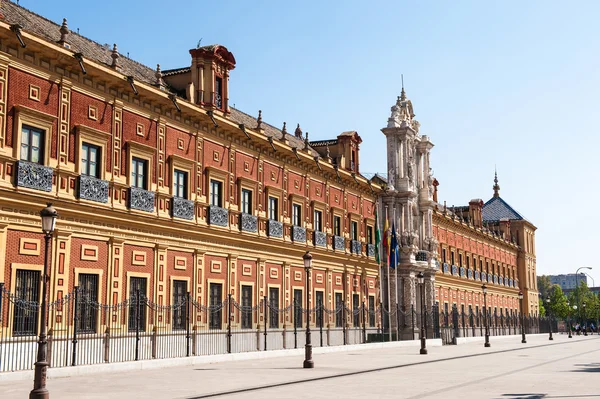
[165,126,195,189]
[6,68,59,156]
[69,238,109,303]
[165,250,194,305]
[235,152,257,180]
[288,171,304,197]
[203,140,228,171]
[122,245,155,301]
[3,230,45,292]
[263,162,282,189]
[121,111,157,181]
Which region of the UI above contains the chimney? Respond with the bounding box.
[468,199,484,228]
[499,218,510,239]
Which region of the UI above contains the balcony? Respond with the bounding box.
[366,244,375,257]
[451,265,458,276]
[333,235,345,251]
[208,206,228,227]
[493,275,498,284]
[467,269,473,279]
[509,278,513,287]
[442,263,449,273]
[239,213,257,232]
[459,267,466,278]
[416,251,427,262]
[78,175,108,203]
[129,187,155,212]
[314,231,326,247]
[172,197,194,220]
[16,160,53,192]
[350,240,361,255]
[267,219,283,238]
[291,225,306,243]
[475,271,481,281]
[481,272,487,282]
[504,277,509,286]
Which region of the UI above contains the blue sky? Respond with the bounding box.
[24,0,600,286]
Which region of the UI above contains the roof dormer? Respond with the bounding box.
[189,45,236,113]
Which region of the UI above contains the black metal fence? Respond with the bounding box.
[0,287,383,373]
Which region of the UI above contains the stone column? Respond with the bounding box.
[400,270,417,339]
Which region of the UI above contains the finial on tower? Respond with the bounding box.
[493,167,500,198]
[400,74,406,101]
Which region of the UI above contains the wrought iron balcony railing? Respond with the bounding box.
[350,240,361,255]
[239,213,257,233]
[267,219,283,238]
[16,160,53,192]
[416,251,428,261]
[314,231,326,247]
[172,197,194,220]
[366,243,375,257]
[78,175,109,203]
[208,206,228,227]
[333,235,345,251]
[129,187,155,212]
[291,225,306,242]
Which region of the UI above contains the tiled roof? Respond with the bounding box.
[482,197,526,222]
[1,1,158,86]
[161,67,190,77]
[309,139,338,147]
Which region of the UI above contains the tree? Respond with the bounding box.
[539,299,546,317]
[547,285,569,319]
[568,282,596,322]
[537,275,553,300]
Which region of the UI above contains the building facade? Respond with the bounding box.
[549,274,588,291]
[0,2,380,344]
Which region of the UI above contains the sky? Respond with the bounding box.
[22,0,600,286]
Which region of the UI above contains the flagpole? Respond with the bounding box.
[386,206,391,342]
[377,202,384,331]
[394,207,399,340]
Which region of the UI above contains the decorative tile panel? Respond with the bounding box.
[16,161,53,192]
[240,213,257,232]
[78,175,109,203]
[172,197,194,220]
[314,231,327,247]
[208,206,228,227]
[129,187,155,212]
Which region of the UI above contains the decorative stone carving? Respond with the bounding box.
[129,187,155,212]
[267,219,283,238]
[78,175,108,203]
[475,271,481,281]
[16,161,53,192]
[314,231,327,247]
[292,225,306,242]
[172,197,194,220]
[333,235,345,251]
[240,213,257,232]
[351,240,361,255]
[366,243,375,257]
[208,206,228,227]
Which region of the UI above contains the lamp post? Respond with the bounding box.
[546,295,553,341]
[519,291,526,344]
[482,284,490,348]
[567,301,572,339]
[573,305,578,335]
[575,267,592,322]
[302,251,314,369]
[30,203,58,399]
[417,272,427,355]
[582,302,588,336]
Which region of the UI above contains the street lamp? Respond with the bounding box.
[482,284,490,348]
[30,203,58,399]
[582,302,588,336]
[302,251,314,369]
[546,295,553,341]
[575,267,592,322]
[519,291,526,344]
[573,305,578,335]
[567,301,572,338]
[417,272,427,355]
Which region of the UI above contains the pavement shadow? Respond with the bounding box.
[498,395,546,399]
[572,363,600,373]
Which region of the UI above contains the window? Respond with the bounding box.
[20,125,44,164]
[335,293,343,328]
[334,216,341,236]
[128,277,147,332]
[314,210,322,232]
[210,179,222,207]
[480,260,483,271]
[293,289,302,328]
[215,76,223,108]
[78,273,99,333]
[172,280,187,330]
[353,294,360,326]
[451,252,455,265]
[268,197,278,221]
[81,143,101,178]
[131,157,148,189]
[351,221,358,241]
[13,270,40,336]
[241,188,252,214]
[269,287,279,328]
[241,285,252,329]
[466,256,470,268]
[368,296,375,327]
[292,204,302,227]
[209,283,223,329]
[367,226,373,245]
[442,249,446,263]
[315,291,324,328]
[173,170,188,199]
[459,254,463,267]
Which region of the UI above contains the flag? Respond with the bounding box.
[390,223,399,269]
[374,210,381,265]
[382,213,390,265]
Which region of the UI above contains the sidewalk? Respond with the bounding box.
[1,333,598,399]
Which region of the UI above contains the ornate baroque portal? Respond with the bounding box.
[380,88,438,339]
